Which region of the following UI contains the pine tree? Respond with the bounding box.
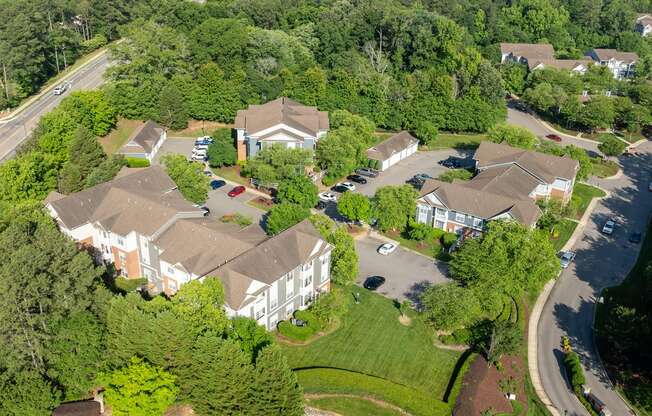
[68,126,106,176]
[252,345,304,416]
[58,162,84,194]
[158,83,188,130]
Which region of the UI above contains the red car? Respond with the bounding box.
[227,186,246,198]
[546,134,562,142]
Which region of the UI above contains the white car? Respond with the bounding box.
[194,144,209,151]
[559,251,576,269]
[337,181,356,191]
[602,220,615,235]
[319,192,337,202]
[53,84,66,95]
[377,242,397,255]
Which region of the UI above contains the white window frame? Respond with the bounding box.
[167,266,174,275]
[473,217,483,228]
[455,212,466,223]
[286,273,294,297]
[286,304,294,318]
[117,237,124,246]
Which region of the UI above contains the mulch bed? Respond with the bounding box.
[251,196,274,208]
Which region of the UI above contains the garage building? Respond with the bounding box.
[366,131,419,171]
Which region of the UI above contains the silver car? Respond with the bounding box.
[559,251,575,269]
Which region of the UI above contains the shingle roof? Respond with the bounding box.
[528,59,592,71]
[474,141,579,182]
[212,219,331,309]
[500,43,555,61]
[636,14,652,26]
[52,400,101,416]
[589,49,638,64]
[366,131,418,161]
[419,179,541,226]
[463,164,541,201]
[119,120,165,155]
[234,97,329,136]
[45,166,203,235]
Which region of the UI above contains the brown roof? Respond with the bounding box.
[419,179,541,226]
[366,131,418,161]
[52,400,101,416]
[119,120,165,155]
[474,141,579,182]
[500,43,554,61]
[528,59,592,71]
[155,218,267,277]
[589,49,638,64]
[212,219,331,309]
[45,166,204,235]
[463,164,541,201]
[636,14,652,25]
[234,97,329,136]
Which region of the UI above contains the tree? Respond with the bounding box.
[337,192,371,223]
[68,126,106,177]
[420,283,482,330]
[228,317,273,362]
[500,63,528,96]
[252,345,304,416]
[157,82,188,130]
[488,123,537,149]
[309,213,336,237]
[598,136,627,156]
[101,357,178,416]
[577,96,615,131]
[242,145,313,184]
[170,279,229,336]
[84,155,127,188]
[207,129,237,168]
[327,227,358,285]
[0,369,60,416]
[372,185,418,232]
[414,121,439,146]
[266,203,310,235]
[276,176,318,209]
[58,162,84,194]
[480,321,523,365]
[160,154,209,204]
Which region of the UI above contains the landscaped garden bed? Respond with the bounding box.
[246,196,274,211]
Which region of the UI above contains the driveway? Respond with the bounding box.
[537,143,652,415]
[355,235,451,302]
[354,149,468,196]
[152,137,196,164]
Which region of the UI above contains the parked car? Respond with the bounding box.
[355,167,379,178]
[407,177,425,188]
[227,185,246,198]
[331,185,350,193]
[336,182,356,191]
[210,179,226,190]
[203,170,213,177]
[315,200,327,210]
[194,144,210,151]
[414,173,434,182]
[195,136,213,144]
[629,232,642,243]
[53,84,67,95]
[377,242,397,255]
[347,174,368,184]
[319,192,337,202]
[194,204,210,216]
[363,275,386,291]
[438,157,466,168]
[191,153,207,162]
[602,219,615,235]
[559,251,576,269]
[546,134,562,142]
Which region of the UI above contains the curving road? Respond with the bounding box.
[0,53,110,162]
[538,143,652,415]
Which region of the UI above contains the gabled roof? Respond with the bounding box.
[366,131,418,161]
[212,219,331,309]
[463,164,541,201]
[474,141,579,182]
[234,97,329,137]
[588,49,638,64]
[500,43,555,61]
[528,59,592,71]
[45,166,203,236]
[636,14,652,26]
[419,179,541,226]
[119,120,165,155]
[52,400,101,416]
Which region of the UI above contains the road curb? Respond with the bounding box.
[367,230,438,261]
[538,119,600,145]
[0,48,109,124]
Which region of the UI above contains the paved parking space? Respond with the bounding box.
[204,185,266,226]
[152,137,196,164]
[353,149,469,196]
[355,235,451,302]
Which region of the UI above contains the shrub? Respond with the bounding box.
[125,157,151,168]
[265,203,310,235]
[277,311,320,341]
[598,136,627,156]
[437,169,472,183]
[441,232,458,249]
[322,175,338,186]
[219,213,252,227]
[81,34,108,53]
[407,221,437,241]
[309,286,348,328]
[564,351,586,392]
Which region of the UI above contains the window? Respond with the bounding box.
[455,212,466,223]
[103,231,108,238]
[286,273,294,297]
[168,278,177,292]
[473,218,483,228]
[302,261,313,272]
[435,220,445,229]
[167,266,174,275]
[304,275,312,287]
[117,237,124,246]
[118,252,126,266]
[286,304,294,317]
[321,255,328,265]
[255,308,266,320]
[417,205,428,223]
[435,208,446,217]
[270,298,278,310]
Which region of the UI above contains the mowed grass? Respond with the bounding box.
[99,118,143,154]
[572,183,606,220]
[281,287,462,403]
[307,396,404,416]
[591,158,620,178]
[550,219,579,252]
[425,133,488,150]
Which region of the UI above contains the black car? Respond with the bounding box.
[315,200,327,210]
[210,179,226,190]
[438,157,460,168]
[347,174,368,184]
[407,177,425,188]
[331,185,350,193]
[355,167,379,178]
[629,232,642,243]
[363,276,386,291]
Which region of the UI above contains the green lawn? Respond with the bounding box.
[307,396,405,416]
[381,230,441,258]
[438,168,473,183]
[281,287,463,416]
[425,133,488,150]
[99,119,143,154]
[212,166,249,186]
[572,183,606,220]
[591,158,620,178]
[550,219,579,252]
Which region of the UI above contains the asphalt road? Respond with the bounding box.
[538,143,652,416]
[0,53,111,161]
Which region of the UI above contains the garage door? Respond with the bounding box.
[407,143,418,155]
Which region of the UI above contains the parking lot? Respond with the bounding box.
[204,185,266,227]
[152,137,196,164]
[355,235,451,302]
[349,149,468,196]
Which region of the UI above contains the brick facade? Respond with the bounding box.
[111,247,140,279]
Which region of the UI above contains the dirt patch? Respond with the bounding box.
[398,315,412,326]
[99,119,143,154]
[248,196,274,211]
[305,393,411,416]
[165,404,194,416]
[346,224,367,238]
[453,355,526,416]
[171,120,233,136]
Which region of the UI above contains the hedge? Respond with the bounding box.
[564,351,586,392]
[278,310,321,341]
[125,157,151,168]
[441,232,458,248]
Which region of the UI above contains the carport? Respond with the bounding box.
[366,131,419,171]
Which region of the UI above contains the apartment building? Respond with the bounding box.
[44,166,332,330]
[416,142,579,236]
[585,49,638,79]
